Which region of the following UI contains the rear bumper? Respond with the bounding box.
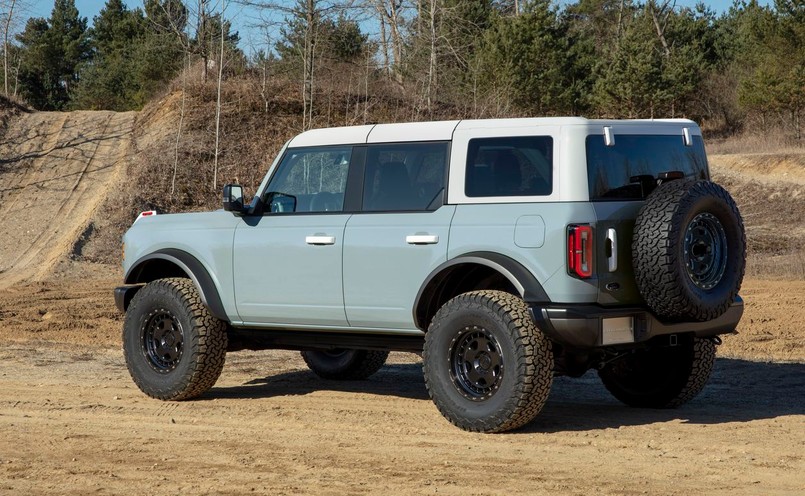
[530,296,743,350]
[114,285,142,313]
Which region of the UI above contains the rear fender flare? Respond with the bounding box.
[413,251,550,329]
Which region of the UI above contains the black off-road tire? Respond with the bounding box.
[301,349,389,380]
[123,278,227,400]
[598,337,716,408]
[633,179,745,321]
[423,291,553,433]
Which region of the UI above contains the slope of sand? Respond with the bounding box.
[0,111,135,288]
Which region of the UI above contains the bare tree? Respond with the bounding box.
[373,0,405,83]
[237,1,356,130]
[0,0,21,96]
[213,0,228,190]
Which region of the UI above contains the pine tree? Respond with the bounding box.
[16,0,89,110]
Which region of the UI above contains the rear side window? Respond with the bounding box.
[465,136,553,197]
[586,134,708,200]
[363,142,448,212]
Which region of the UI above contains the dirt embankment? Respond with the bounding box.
[710,153,805,279]
[0,111,136,288]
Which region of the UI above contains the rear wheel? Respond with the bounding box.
[123,278,227,400]
[423,291,553,433]
[301,349,389,380]
[598,337,716,408]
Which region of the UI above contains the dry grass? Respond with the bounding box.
[706,130,804,156]
[710,153,805,280]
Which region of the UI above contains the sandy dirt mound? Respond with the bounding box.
[0,111,135,288]
[710,152,805,279]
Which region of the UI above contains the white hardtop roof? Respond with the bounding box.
[287,117,698,148]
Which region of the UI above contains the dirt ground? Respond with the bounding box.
[0,275,803,496]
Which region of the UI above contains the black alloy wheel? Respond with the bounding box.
[683,212,728,291]
[141,309,184,373]
[449,326,504,401]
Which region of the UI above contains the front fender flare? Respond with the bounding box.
[125,248,228,321]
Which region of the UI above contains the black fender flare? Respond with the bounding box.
[124,248,229,321]
[413,251,550,329]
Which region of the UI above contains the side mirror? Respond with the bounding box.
[223,184,244,214]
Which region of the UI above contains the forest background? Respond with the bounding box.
[0,0,802,217]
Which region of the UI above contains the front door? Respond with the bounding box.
[233,145,354,326]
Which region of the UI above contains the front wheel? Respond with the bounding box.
[123,278,227,400]
[598,337,716,408]
[423,291,553,433]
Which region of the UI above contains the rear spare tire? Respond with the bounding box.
[633,179,745,321]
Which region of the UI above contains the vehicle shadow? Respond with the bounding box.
[207,362,430,401]
[205,358,805,430]
[526,358,805,433]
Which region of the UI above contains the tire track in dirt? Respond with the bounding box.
[0,113,70,215]
[0,111,135,288]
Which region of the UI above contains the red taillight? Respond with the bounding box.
[568,225,594,278]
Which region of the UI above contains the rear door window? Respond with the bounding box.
[362,142,448,212]
[465,136,553,197]
[586,134,708,200]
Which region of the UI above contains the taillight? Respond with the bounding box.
[568,225,594,278]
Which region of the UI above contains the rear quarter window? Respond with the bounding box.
[465,136,553,197]
[586,134,708,200]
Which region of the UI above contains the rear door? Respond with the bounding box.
[343,142,453,330]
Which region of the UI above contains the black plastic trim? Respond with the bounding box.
[530,296,743,350]
[344,145,367,212]
[227,328,424,353]
[114,285,142,313]
[413,251,550,328]
[124,249,228,321]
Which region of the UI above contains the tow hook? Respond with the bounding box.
[710,336,723,346]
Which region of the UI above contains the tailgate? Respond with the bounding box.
[592,202,644,306]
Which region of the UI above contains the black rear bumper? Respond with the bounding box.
[530,296,743,350]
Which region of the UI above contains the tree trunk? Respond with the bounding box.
[426,0,437,112]
[2,0,16,96]
[213,0,226,190]
[376,2,390,77]
[198,0,208,83]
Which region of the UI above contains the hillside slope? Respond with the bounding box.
[0,111,135,288]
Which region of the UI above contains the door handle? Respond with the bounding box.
[606,228,617,272]
[306,235,336,246]
[406,234,439,245]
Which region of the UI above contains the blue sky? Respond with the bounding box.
[26,0,774,56]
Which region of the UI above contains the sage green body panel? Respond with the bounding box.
[342,206,456,329]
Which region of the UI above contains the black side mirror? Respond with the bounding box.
[223,184,244,214]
